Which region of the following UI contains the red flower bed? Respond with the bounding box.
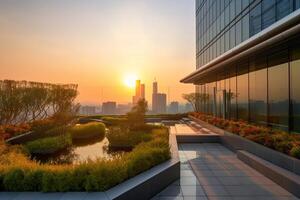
[190,112,300,159]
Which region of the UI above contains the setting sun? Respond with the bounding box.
[123,74,138,88]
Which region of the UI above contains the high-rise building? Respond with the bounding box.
[132,80,146,104]
[169,101,179,114]
[181,0,300,132]
[102,101,117,115]
[156,93,167,114]
[152,81,167,113]
[141,84,145,100]
[79,106,96,116]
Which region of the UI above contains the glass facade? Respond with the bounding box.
[194,0,300,132]
[196,0,300,69]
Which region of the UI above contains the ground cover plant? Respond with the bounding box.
[191,112,300,159]
[0,127,170,192]
[68,122,106,140]
[25,134,72,154]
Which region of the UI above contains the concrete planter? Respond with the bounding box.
[189,115,300,176]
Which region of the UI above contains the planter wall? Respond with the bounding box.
[189,115,300,176]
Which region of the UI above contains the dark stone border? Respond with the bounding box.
[238,150,300,198]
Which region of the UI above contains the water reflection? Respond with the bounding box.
[32,137,129,165]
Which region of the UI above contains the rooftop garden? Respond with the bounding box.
[190,112,300,159]
[0,80,171,192]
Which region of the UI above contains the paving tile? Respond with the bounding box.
[181,170,196,177]
[184,196,209,200]
[181,186,206,196]
[197,177,222,186]
[158,197,184,200]
[202,185,230,196]
[180,177,201,186]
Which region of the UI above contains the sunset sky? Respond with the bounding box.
[0,0,195,105]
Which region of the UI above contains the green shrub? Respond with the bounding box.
[69,122,105,140]
[25,134,72,154]
[101,117,127,126]
[42,171,56,192]
[3,169,25,191]
[0,172,4,191]
[23,170,44,191]
[290,146,300,159]
[106,126,151,148]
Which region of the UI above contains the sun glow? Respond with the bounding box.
[123,74,138,88]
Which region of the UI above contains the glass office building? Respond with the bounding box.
[181,0,300,132]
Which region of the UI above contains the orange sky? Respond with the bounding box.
[0,0,195,105]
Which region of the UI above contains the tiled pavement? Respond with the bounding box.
[152,143,299,200]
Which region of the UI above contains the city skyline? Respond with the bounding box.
[0,0,195,104]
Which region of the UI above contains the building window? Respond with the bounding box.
[276,0,293,20]
[242,13,250,42]
[237,62,249,121]
[296,0,300,9]
[236,21,242,45]
[230,25,236,49]
[229,69,237,120]
[250,3,262,36]
[249,58,268,124]
[262,0,276,29]
[268,50,289,130]
[225,31,230,52]
[290,45,300,133]
[230,0,236,21]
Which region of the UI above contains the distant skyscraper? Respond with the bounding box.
[133,80,146,104]
[169,101,179,114]
[102,101,117,115]
[156,93,167,113]
[141,84,145,100]
[79,106,96,116]
[153,81,158,95]
[152,80,167,114]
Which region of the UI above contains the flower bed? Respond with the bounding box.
[190,112,300,159]
[0,127,170,192]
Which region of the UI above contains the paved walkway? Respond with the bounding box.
[152,143,299,200]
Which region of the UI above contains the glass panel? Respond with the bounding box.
[230,0,236,21]
[242,0,250,10]
[236,21,242,45]
[262,0,276,29]
[296,0,300,9]
[276,0,293,20]
[242,13,250,41]
[229,68,237,120]
[236,0,242,15]
[225,31,230,52]
[237,74,249,121]
[290,46,300,133]
[249,68,268,124]
[230,25,236,49]
[250,3,262,36]
[268,51,289,130]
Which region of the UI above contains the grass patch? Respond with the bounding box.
[68,122,105,140]
[25,134,72,154]
[0,127,170,192]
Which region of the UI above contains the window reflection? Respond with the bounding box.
[268,51,289,130]
[290,46,300,132]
